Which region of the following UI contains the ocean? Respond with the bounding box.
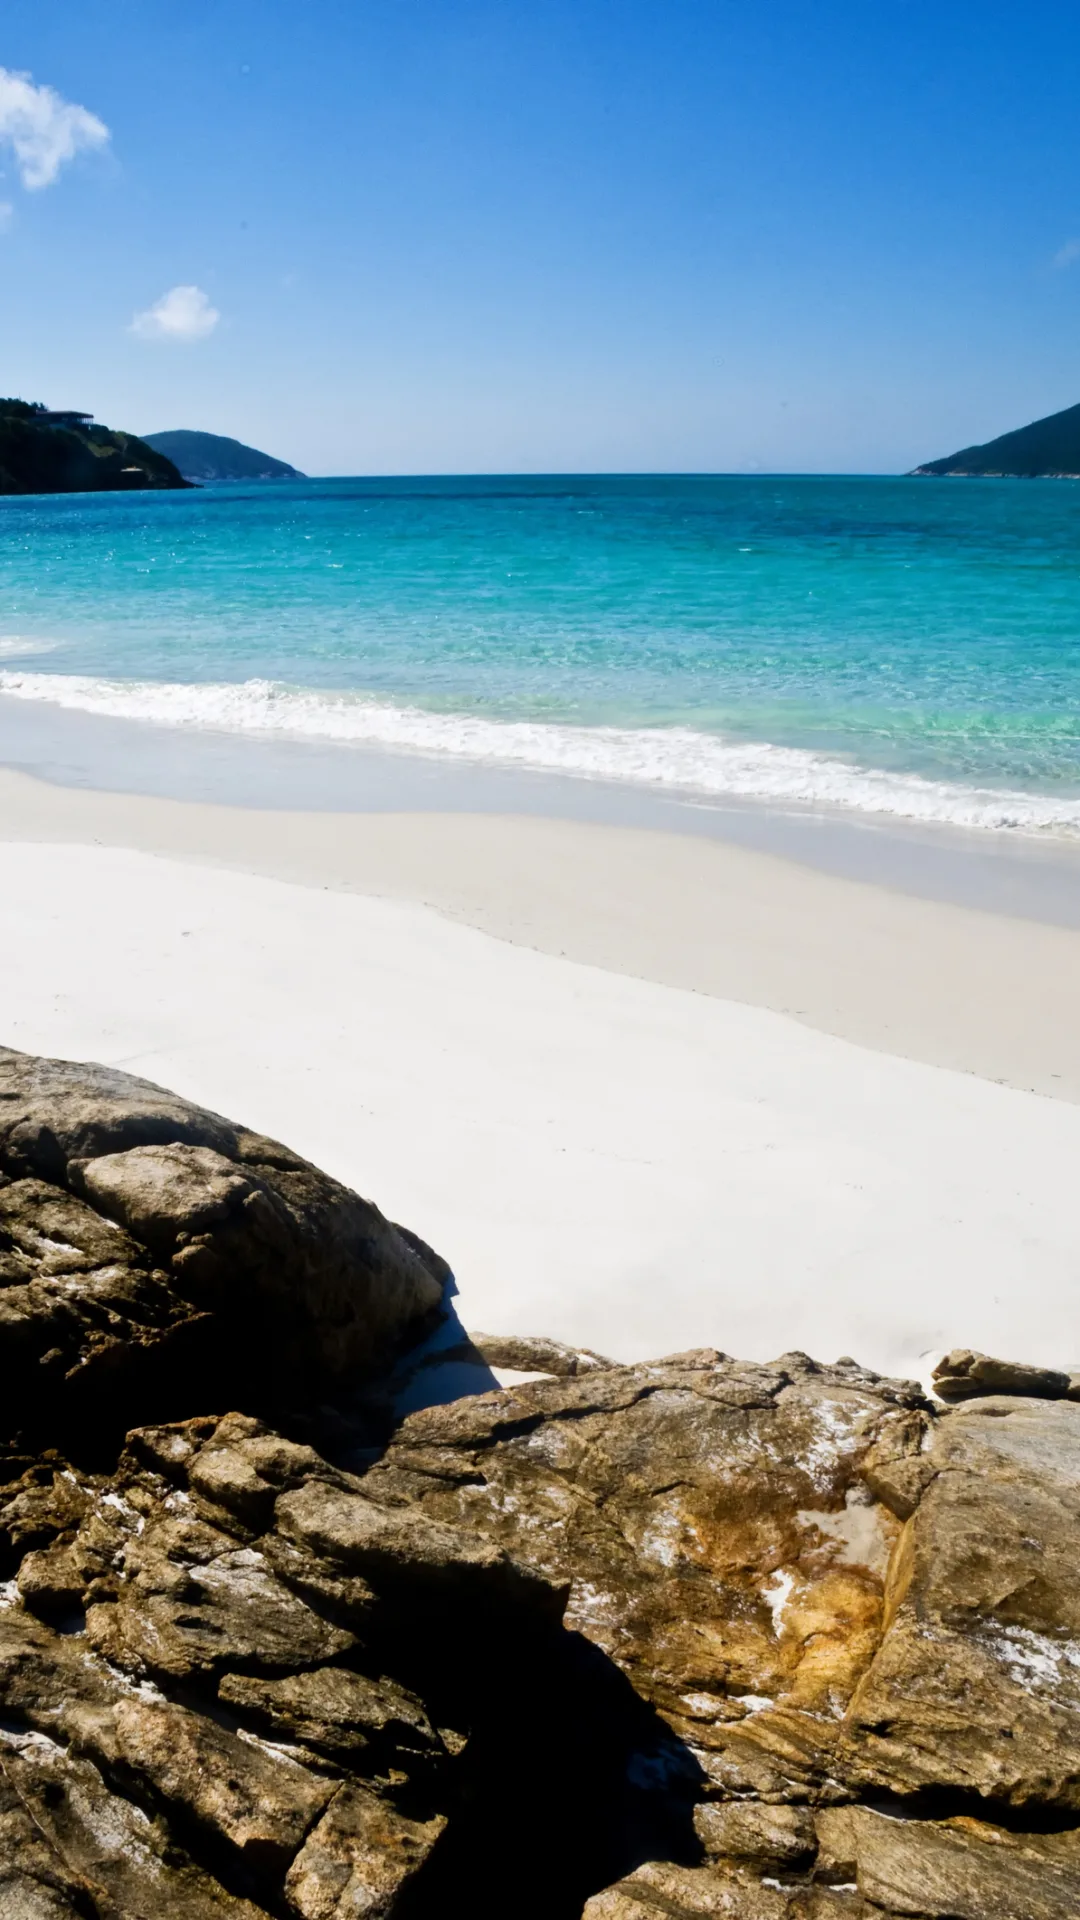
[1,473,1079,834]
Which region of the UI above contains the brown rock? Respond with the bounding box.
[0,1605,336,1881]
[1,1724,266,1918]
[187,1414,327,1528]
[0,1169,206,1449]
[284,1782,445,1917]
[693,1801,816,1869]
[218,1665,443,1774]
[0,1603,119,1724]
[932,1348,1071,1400]
[847,1807,1080,1920]
[813,1806,860,1883]
[0,1047,446,1450]
[592,1800,1080,1920]
[582,1859,876,1916]
[15,1541,86,1621]
[102,1693,337,1875]
[468,1331,616,1376]
[84,1512,357,1682]
[361,1350,922,1799]
[583,1860,788,1915]
[11,1061,1080,1917]
[0,1463,90,1558]
[0,1761,94,1919]
[857,1408,935,1520]
[842,1396,1080,1808]
[274,1476,567,1623]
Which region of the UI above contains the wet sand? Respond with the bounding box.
[1,764,1078,1101]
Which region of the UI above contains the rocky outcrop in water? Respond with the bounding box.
[2,1049,1079,1917]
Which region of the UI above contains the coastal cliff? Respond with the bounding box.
[0,399,189,496]
[2,1046,1079,1919]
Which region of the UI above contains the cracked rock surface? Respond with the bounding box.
[1,1050,1078,1917]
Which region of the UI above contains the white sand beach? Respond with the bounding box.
[2,768,1079,1388]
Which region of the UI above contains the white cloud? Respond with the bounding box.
[131,285,221,342]
[1053,237,1080,269]
[0,66,109,190]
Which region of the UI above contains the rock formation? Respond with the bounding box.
[0,1047,447,1458]
[2,1048,1079,1917]
[931,1346,1080,1402]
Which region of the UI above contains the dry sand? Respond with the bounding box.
[2,767,1079,1099]
[1,767,1079,1385]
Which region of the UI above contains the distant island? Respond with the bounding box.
[912,400,1080,477]
[0,399,188,496]
[143,430,303,482]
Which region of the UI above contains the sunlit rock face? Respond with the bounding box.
[364,1348,924,1798]
[2,1049,1080,1918]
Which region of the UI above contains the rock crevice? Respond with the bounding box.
[2,1050,1078,1918]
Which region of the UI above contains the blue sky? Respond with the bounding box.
[1,1,1079,474]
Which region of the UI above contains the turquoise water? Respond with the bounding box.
[1,474,1080,830]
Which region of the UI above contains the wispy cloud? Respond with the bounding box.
[1052,237,1080,269]
[131,285,221,342]
[0,66,109,190]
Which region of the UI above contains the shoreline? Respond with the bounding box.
[2,832,1079,1382]
[1,761,1079,1101]
[3,692,1080,928]
[2,738,1079,1380]
[6,663,1080,838]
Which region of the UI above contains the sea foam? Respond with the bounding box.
[2,668,1079,836]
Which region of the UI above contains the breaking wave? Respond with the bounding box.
[2,668,1079,835]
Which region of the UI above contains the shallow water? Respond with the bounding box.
[2,473,1079,831]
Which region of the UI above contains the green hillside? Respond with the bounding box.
[912,401,1080,476]
[0,399,189,496]
[144,430,302,481]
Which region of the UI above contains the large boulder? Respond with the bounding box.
[3,1054,1080,1917]
[360,1352,1080,1913]
[361,1347,926,1801]
[0,1048,446,1453]
[6,1338,1080,1916]
[841,1393,1080,1808]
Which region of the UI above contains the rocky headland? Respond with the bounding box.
[1,1044,1078,1918]
[0,401,188,496]
[911,397,1080,477]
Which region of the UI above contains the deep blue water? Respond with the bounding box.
[1,474,1079,829]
